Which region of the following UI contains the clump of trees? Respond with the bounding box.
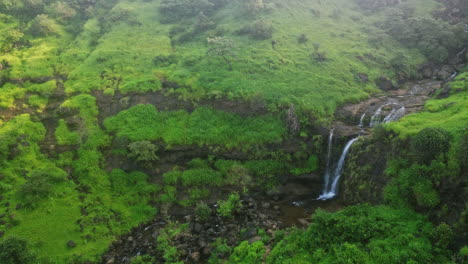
[237,20,273,40]
[159,0,227,23]
[380,9,461,63]
[28,14,59,36]
[0,237,39,264]
[411,127,451,163]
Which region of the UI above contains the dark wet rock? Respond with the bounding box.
[261,202,271,209]
[298,218,310,226]
[193,223,202,233]
[190,252,201,262]
[248,236,262,244]
[241,228,257,240]
[357,73,369,83]
[375,76,397,91]
[67,240,77,248]
[202,246,212,256]
[434,65,455,80]
[0,220,6,225]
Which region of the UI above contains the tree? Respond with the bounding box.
[128,141,159,163]
[28,14,59,37]
[1,29,24,52]
[411,127,451,163]
[207,36,238,71]
[0,237,38,264]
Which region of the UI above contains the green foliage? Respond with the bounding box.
[130,254,155,264]
[159,0,216,23]
[28,14,59,36]
[127,141,159,163]
[55,119,80,145]
[156,222,187,264]
[218,193,242,218]
[195,201,212,222]
[383,155,459,209]
[0,237,39,264]
[17,169,66,208]
[104,104,285,150]
[411,127,451,163]
[228,241,265,264]
[208,238,232,264]
[381,11,460,63]
[207,36,239,70]
[267,205,452,264]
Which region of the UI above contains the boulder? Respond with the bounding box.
[190,252,201,262]
[375,76,397,91]
[248,236,262,244]
[434,65,454,80]
[357,73,369,83]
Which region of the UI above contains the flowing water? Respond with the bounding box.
[322,129,334,192]
[318,137,359,200]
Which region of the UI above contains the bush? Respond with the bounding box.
[238,20,273,40]
[128,141,159,163]
[297,34,308,44]
[159,0,215,23]
[0,237,38,264]
[229,241,265,264]
[195,201,212,222]
[218,193,242,218]
[411,127,451,163]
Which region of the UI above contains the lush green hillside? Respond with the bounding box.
[0,0,466,263]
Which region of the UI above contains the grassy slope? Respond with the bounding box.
[63,0,432,117]
[0,0,445,262]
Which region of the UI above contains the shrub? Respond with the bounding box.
[0,237,38,264]
[411,127,451,163]
[229,241,265,264]
[128,141,159,163]
[159,0,215,23]
[238,20,273,40]
[297,33,308,44]
[195,201,212,222]
[218,193,242,218]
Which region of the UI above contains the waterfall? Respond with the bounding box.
[318,137,359,200]
[322,129,334,193]
[384,106,406,123]
[369,106,383,127]
[448,72,458,80]
[358,112,366,127]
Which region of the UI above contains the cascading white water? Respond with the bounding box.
[383,108,396,123]
[322,129,334,192]
[369,106,383,127]
[358,112,366,127]
[318,137,359,200]
[384,106,406,123]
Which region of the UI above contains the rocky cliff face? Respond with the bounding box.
[339,134,392,205]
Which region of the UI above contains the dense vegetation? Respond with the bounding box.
[0,0,466,263]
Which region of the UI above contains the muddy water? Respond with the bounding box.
[276,198,343,226]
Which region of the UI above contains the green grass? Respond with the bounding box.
[104,104,286,150]
[387,73,468,139]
